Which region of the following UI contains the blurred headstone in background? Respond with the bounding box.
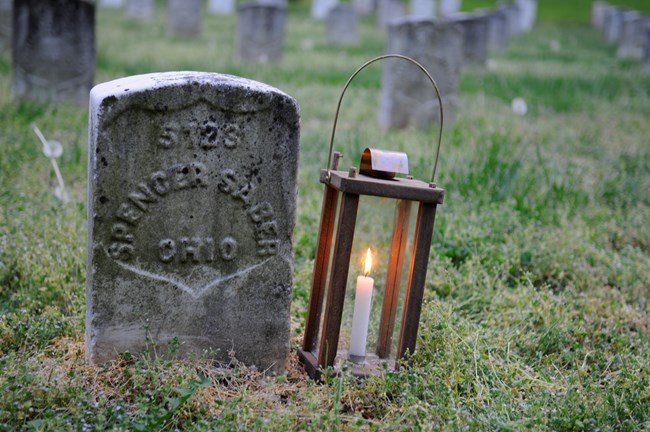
[354,0,374,16]
[125,0,154,20]
[616,11,645,58]
[208,0,235,15]
[326,4,359,46]
[438,0,460,18]
[515,0,536,32]
[486,8,508,52]
[0,0,11,51]
[500,1,523,37]
[167,0,202,38]
[591,1,608,30]
[379,17,463,129]
[378,0,406,29]
[99,0,124,8]
[603,6,623,44]
[311,0,337,20]
[86,72,300,373]
[235,2,286,63]
[12,0,95,105]
[411,0,435,19]
[447,11,489,66]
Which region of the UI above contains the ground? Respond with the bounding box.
[0,0,649,430]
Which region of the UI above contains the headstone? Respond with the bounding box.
[208,0,235,15]
[643,26,650,74]
[125,0,154,20]
[486,8,508,51]
[311,0,337,20]
[12,0,95,105]
[411,0,435,18]
[447,11,489,66]
[0,0,11,51]
[438,0,460,18]
[326,4,359,46]
[378,0,406,29]
[167,0,202,37]
[379,17,463,129]
[500,2,523,37]
[603,6,623,44]
[591,1,608,30]
[617,11,645,58]
[354,0,374,16]
[515,0,536,32]
[235,3,286,63]
[86,72,300,374]
[99,0,125,8]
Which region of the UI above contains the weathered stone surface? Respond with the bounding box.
[438,0,460,18]
[603,6,623,44]
[447,11,489,66]
[617,11,645,58]
[125,0,154,20]
[99,0,124,8]
[208,0,235,15]
[167,0,202,38]
[235,3,286,63]
[326,4,359,46]
[592,1,608,29]
[486,8,508,51]
[0,0,11,51]
[378,0,406,29]
[379,18,463,129]
[12,0,95,105]
[311,0,337,19]
[411,0,435,19]
[86,72,300,374]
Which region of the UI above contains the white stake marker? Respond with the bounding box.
[32,124,69,202]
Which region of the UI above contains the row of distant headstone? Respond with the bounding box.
[592,2,650,73]
[378,0,536,128]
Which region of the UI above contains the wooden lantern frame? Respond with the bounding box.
[297,55,446,380]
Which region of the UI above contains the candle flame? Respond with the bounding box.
[364,248,372,277]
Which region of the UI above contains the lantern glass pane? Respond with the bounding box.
[334,195,418,362]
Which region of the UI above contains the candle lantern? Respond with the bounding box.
[297,55,446,380]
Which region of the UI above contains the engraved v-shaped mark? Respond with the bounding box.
[114,258,272,299]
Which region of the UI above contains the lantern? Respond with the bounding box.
[297,55,446,380]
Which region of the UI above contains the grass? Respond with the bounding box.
[1,1,650,430]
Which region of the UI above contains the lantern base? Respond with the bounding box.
[297,348,395,381]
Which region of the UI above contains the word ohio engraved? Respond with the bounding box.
[158,236,238,263]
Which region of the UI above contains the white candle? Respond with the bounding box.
[349,249,374,362]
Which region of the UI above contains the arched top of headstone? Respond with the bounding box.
[91,72,299,127]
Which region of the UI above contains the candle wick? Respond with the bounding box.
[364,270,369,278]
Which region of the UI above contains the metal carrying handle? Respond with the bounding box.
[325,54,444,184]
